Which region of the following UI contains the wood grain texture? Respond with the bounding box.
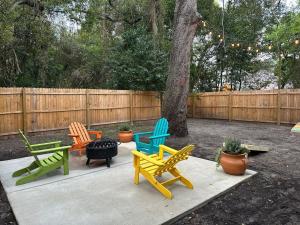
[188,89,300,124]
[0,88,161,136]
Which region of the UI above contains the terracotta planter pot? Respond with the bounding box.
[118,130,133,143]
[220,151,248,175]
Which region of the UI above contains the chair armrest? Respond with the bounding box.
[131,150,164,166]
[30,141,62,149]
[134,131,153,137]
[149,133,170,140]
[68,134,79,137]
[31,146,71,155]
[159,145,178,155]
[88,130,102,139]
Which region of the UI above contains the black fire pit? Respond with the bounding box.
[86,137,118,167]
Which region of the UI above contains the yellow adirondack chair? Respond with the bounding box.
[132,144,194,199]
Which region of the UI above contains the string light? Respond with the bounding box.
[280,54,285,58]
[198,19,299,53]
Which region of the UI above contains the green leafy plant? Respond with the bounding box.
[119,124,131,132]
[215,137,249,166]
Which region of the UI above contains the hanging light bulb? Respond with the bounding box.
[248,46,252,51]
[218,34,221,38]
[231,43,235,47]
[280,54,285,58]
[209,31,212,35]
[268,45,272,50]
[220,38,223,42]
[203,21,207,27]
[295,39,300,45]
[236,43,240,47]
[256,49,259,53]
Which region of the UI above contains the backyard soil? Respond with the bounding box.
[1,119,300,225]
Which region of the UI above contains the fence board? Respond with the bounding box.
[189,89,300,124]
[0,88,161,136]
[2,87,300,136]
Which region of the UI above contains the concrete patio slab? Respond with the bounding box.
[0,142,136,193]
[0,142,256,225]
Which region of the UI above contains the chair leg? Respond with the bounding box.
[134,167,140,184]
[63,150,69,175]
[15,168,45,186]
[169,168,193,189]
[133,155,140,184]
[12,162,38,177]
[141,170,172,199]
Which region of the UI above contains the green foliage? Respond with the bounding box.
[0,0,299,92]
[223,138,249,155]
[266,12,300,88]
[106,26,168,91]
[119,124,131,131]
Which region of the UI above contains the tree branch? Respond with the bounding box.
[10,0,44,12]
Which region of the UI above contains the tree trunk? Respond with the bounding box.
[149,0,158,35]
[162,0,201,137]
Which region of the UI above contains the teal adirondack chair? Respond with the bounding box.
[12,130,71,186]
[134,118,170,154]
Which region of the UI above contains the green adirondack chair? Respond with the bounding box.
[12,130,71,186]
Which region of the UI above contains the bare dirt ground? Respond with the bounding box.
[1,119,300,225]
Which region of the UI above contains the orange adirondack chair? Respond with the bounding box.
[68,122,103,156]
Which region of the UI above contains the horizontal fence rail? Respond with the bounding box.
[0,87,161,136]
[1,87,299,136]
[188,89,300,125]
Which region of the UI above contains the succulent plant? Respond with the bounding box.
[119,124,131,131]
[215,137,249,166]
[223,138,249,155]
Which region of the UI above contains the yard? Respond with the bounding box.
[1,119,299,225]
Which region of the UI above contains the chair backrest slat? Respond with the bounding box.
[154,145,194,176]
[69,122,91,144]
[152,118,169,146]
[18,129,41,164]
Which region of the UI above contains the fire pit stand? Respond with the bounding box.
[86,137,118,167]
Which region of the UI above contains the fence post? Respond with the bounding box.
[228,92,232,122]
[277,89,281,125]
[130,91,134,125]
[22,87,27,134]
[86,89,90,129]
[192,94,196,118]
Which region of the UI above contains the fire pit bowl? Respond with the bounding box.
[86,137,118,167]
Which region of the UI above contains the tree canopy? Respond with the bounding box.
[0,0,299,90]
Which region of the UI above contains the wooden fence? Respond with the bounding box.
[188,89,300,125]
[0,87,161,136]
[1,87,300,136]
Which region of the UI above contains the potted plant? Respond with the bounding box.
[118,124,133,143]
[215,138,249,175]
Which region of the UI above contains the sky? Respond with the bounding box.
[219,0,298,8]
